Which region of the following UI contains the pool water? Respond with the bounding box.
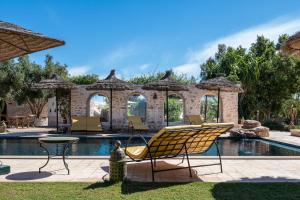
[0,137,300,156]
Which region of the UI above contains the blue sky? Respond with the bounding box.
[2,0,300,79]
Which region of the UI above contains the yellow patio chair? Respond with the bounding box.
[86,116,102,132]
[71,116,87,132]
[128,116,149,133]
[186,115,204,125]
[125,123,233,181]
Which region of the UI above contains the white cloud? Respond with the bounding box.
[103,42,139,65]
[68,65,90,76]
[139,64,150,70]
[173,16,300,75]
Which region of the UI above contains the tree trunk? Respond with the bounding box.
[26,98,47,119]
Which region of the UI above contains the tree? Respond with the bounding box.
[13,55,68,118]
[129,70,198,85]
[69,74,99,85]
[201,35,300,120]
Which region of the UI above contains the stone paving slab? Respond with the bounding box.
[1,158,300,182]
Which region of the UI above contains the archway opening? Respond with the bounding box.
[164,94,184,123]
[200,95,219,122]
[89,94,109,122]
[127,94,147,121]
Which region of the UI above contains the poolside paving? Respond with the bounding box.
[1,158,300,182]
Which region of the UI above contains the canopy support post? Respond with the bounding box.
[217,88,220,123]
[56,88,59,132]
[166,89,169,126]
[110,88,113,130]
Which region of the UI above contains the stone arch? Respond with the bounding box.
[86,92,110,122]
[127,92,148,121]
[164,91,185,124]
[200,92,223,122]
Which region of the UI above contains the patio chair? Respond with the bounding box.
[186,115,204,125]
[71,116,87,132]
[125,123,233,181]
[128,116,149,133]
[86,116,102,132]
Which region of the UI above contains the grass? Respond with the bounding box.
[1,182,300,200]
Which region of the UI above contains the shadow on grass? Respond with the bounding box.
[5,171,52,181]
[211,176,300,200]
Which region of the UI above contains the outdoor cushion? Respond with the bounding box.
[71,116,87,131]
[186,115,203,125]
[128,116,149,131]
[86,116,102,132]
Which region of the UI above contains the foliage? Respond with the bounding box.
[165,96,183,122]
[201,35,300,120]
[262,119,288,131]
[11,55,68,118]
[200,96,218,122]
[127,95,146,118]
[129,70,198,85]
[69,74,99,85]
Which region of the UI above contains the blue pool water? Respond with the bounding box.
[0,137,300,156]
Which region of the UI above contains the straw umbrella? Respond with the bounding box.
[281,32,300,57]
[142,70,188,126]
[0,21,65,61]
[196,76,243,122]
[86,70,133,130]
[32,74,76,132]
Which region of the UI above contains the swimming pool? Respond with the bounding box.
[0,137,300,156]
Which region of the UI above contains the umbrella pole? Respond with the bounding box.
[217,88,220,123]
[56,89,59,132]
[204,95,207,122]
[110,88,113,130]
[166,89,169,126]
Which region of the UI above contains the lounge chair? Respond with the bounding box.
[128,116,149,133]
[71,116,102,133]
[186,115,204,125]
[125,123,233,181]
[86,116,102,132]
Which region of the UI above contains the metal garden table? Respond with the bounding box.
[38,137,79,175]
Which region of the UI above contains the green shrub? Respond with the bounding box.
[263,120,288,131]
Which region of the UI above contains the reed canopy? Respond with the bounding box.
[142,70,188,126]
[281,32,300,57]
[86,69,133,130]
[0,21,65,62]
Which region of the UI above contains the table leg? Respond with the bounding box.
[63,144,70,175]
[39,143,50,173]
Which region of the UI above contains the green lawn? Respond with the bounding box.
[1,182,300,200]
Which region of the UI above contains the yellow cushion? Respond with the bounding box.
[71,116,86,131]
[128,116,149,131]
[86,116,102,132]
[186,115,203,125]
[125,123,234,160]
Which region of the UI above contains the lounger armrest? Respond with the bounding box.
[125,134,149,161]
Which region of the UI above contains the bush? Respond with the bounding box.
[263,120,288,131]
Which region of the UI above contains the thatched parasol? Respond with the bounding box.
[32,74,76,132]
[281,32,300,57]
[196,76,243,122]
[86,69,133,130]
[142,70,188,126]
[0,21,65,61]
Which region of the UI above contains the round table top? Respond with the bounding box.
[38,137,79,144]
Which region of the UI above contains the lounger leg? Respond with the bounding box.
[180,155,185,164]
[150,158,155,182]
[215,141,223,173]
[184,145,192,177]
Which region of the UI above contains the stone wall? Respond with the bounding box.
[71,85,239,130]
